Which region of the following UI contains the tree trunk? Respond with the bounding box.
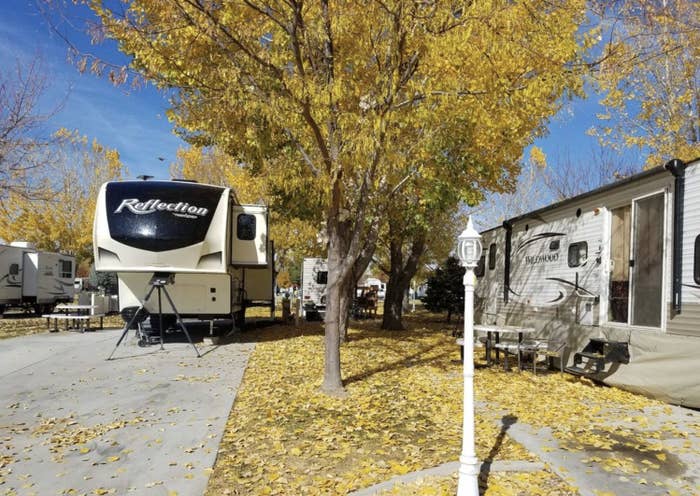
[382,282,405,330]
[338,276,354,343]
[322,226,349,395]
[339,230,378,341]
[322,190,379,392]
[381,230,426,330]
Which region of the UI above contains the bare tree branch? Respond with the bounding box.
[0,56,68,207]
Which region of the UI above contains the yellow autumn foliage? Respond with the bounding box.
[0,129,124,266]
[171,144,326,272]
[591,0,700,165]
[88,0,593,391]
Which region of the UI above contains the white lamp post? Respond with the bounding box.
[456,216,482,496]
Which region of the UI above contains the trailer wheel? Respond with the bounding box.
[121,306,149,330]
[305,309,321,321]
[233,310,245,330]
[150,314,177,333]
[0,305,5,316]
[33,304,50,316]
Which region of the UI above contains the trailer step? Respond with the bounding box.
[565,365,596,376]
[589,338,630,364]
[577,351,605,360]
[568,338,632,378]
[573,351,605,373]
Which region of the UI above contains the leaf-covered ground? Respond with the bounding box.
[374,471,577,495]
[0,313,124,340]
[2,309,695,494]
[206,312,699,495]
[0,304,276,341]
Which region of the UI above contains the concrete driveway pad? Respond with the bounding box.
[0,329,254,496]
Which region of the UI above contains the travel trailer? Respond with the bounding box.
[475,157,700,408]
[301,257,327,320]
[0,242,75,315]
[93,179,275,332]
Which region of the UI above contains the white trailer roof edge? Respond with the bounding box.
[480,157,699,233]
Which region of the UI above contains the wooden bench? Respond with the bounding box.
[519,339,567,374]
[456,336,489,363]
[43,314,105,333]
[456,338,464,361]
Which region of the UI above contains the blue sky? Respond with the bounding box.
[1,1,642,182]
[1,0,182,179]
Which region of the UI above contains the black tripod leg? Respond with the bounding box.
[157,286,164,350]
[161,285,200,358]
[107,285,156,360]
[107,321,136,361]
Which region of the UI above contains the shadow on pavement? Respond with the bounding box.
[479,414,518,492]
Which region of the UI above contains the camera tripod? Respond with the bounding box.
[107,273,201,360]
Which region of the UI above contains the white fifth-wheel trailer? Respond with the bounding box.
[301,257,327,320]
[0,242,75,315]
[475,157,700,408]
[93,179,274,332]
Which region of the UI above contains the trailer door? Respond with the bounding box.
[21,252,38,298]
[243,241,275,302]
[630,193,665,327]
[609,206,631,323]
[231,205,269,266]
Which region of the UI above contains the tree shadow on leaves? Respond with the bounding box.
[223,320,325,344]
[479,414,518,493]
[349,311,460,339]
[342,343,453,386]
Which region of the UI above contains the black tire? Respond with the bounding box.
[233,310,246,330]
[150,314,177,332]
[305,310,321,321]
[121,306,149,330]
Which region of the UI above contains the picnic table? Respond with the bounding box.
[43,304,105,333]
[353,288,378,319]
[474,324,536,369]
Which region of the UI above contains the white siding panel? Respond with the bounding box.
[670,160,700,335]
[475,229,501,323]
[681,162,700,306]
[508,209,605,321]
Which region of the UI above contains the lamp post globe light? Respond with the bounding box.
[457,216,482,496]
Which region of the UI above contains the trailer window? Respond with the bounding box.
[316,271,328,284]
[695,235,700,284]
[568,242,588,267]
[237,214,256,240]
[60,260,73,278]
[488,244,497,270]
[9,263,19,276]
[475,255,486,278]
